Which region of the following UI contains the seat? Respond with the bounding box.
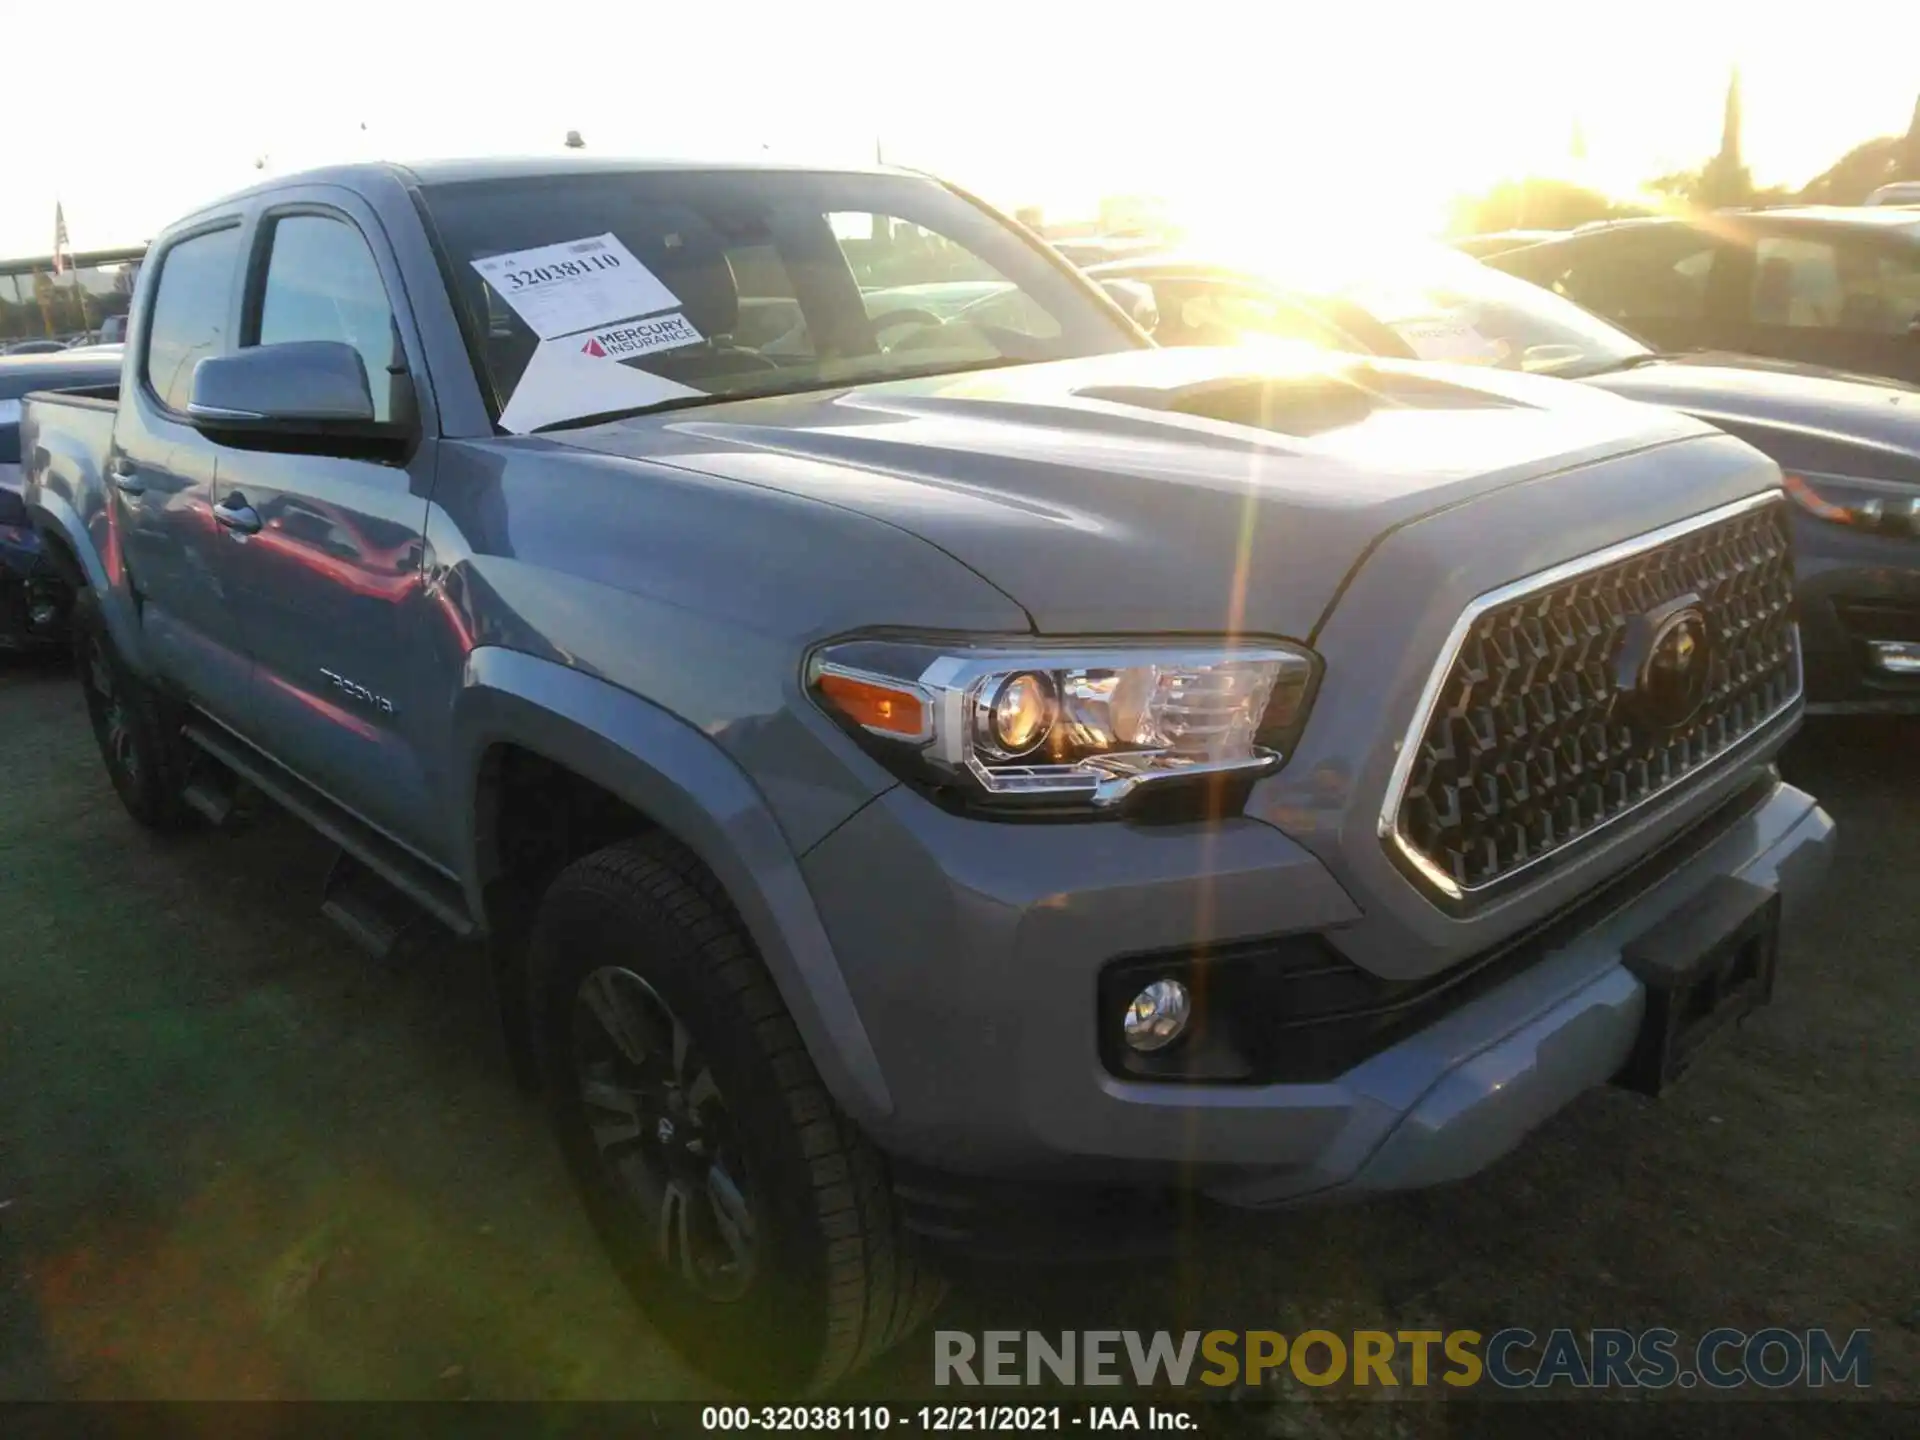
[612,218,779,384]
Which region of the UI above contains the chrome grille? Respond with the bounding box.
[1383,494,1800,901]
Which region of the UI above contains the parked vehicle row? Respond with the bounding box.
[1489,207,1920,386]
[1,349,119,650]
[1085,241,1920,713]
[20,157,1836,1391]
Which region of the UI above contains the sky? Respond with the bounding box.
[4,0,1917,258]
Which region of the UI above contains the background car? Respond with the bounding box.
[1487,208,1920,386]
[1865,181,1920,207]
[1086,245,1920,712]
[0,350,119,652]
[1451,228,1566,258]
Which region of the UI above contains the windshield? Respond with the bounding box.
[417,169,1141,432]
[1259,241,1651,378]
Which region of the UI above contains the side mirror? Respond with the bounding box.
[188,341,404,451]
[1099,278,1161,334]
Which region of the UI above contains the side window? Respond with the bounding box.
[1750,236,1845,328]
[828,212,1062,345]
[143,227,242,412]
[1752,236,1920,334]
[256,215,400,421]
[1554,236,1716,324]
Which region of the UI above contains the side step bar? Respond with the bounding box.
[181,723,477,939]
[321,850,432,961]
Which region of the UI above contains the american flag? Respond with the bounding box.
[52,203,71,276]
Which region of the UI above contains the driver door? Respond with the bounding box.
[213,199,445,862]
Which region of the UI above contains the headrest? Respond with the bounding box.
[618,209,739,340]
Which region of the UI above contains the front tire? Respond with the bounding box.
[72,588,197,832]
[529,835,942,1393]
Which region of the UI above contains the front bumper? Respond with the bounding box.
[800,769,1833,1209]
[1794,519,1920,714]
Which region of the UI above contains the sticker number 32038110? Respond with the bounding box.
[471,233,682,341]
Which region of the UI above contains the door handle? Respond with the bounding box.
[212,493,262,536]
[107,459,146,496]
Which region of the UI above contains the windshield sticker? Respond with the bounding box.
[498,334,703,434]
[1392,315,1509,366]
[471,233,681,341]
[578,312,705,362]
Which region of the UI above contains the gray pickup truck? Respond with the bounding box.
[23,157,1833,1390]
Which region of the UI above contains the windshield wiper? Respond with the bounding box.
[1576,350,1705,377]
[528,355,1037,435]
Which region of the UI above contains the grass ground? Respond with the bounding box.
[1,655,1913,1424]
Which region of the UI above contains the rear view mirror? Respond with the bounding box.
[1099,279,1161,334]
[188,341,405,453]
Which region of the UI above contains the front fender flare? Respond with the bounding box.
[451,646,893,1126]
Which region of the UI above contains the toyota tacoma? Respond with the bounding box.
[22,157,1834,1390]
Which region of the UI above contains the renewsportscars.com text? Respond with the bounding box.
[934,1328,1872,1391]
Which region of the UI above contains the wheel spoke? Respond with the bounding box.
[579,1076,647,1150]
[88,646,114,699]
[658,1179,697,1282]
[580,970,650,1065]
[670,1015,696,1089]
[706,1164,755,1269]
[684,1061,720,1112]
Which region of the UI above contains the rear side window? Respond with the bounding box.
[255,215,401,421]
[1752,235,1920,334]
[144,227,242,412]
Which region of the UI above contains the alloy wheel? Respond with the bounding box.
[84,636,140,786]
[571,965,759,1302]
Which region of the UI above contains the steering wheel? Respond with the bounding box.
[866,308,948,349]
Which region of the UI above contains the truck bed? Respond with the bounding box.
[22,386,123,573]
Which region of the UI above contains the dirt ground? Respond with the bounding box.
[1,653,1913,1424]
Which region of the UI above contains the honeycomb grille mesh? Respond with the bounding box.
[1393,500,1799,895]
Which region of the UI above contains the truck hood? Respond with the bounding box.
[554,347,1708,636]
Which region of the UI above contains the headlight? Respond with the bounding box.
[808,638,1319,814]
[1782,473,1920,537]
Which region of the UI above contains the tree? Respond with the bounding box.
[1449,177,1645,236]
[1799,136,1903,204]
[1696,67,1752,207]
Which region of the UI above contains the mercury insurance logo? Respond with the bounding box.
[579,312,704,361]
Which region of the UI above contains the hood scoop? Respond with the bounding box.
[1078,367,1524,438]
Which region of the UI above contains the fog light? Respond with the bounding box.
[1866,639,1920,676]
[1122,979,1191,1052]
[27,599,59,629]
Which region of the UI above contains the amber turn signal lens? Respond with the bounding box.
[1781,473,1853,524]
[817,671,928,738]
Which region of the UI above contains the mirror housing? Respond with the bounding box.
[1099,278,1161,334]
[188,341,407,453]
